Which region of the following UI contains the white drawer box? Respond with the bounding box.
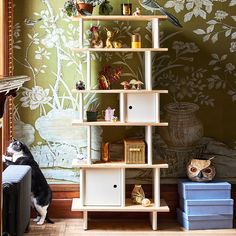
[126,94,158,122]
[84,168,121,206]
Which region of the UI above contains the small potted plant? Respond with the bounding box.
[86,102,99,121]
[76,0,113,15]
[63,0,78,17]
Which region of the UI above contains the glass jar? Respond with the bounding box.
[121,3,132,15]
[131,34,141,48]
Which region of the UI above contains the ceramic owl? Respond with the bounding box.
[187,158,215,182]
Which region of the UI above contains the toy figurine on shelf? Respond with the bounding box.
[136,80,144,89]
[133,7,141,16]
[90,26,103,48]
[98,65,122,89]
[76,80,85,90]
[104,27,122,48]
[120,81,130,90]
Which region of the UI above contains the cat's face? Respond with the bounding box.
[187,158,216,182]
[7,139,24,157]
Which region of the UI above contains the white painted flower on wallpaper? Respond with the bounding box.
[230,42,236,52]
[214,10,228,21]
[41,28,65,48]
[193,1,236,46]
[20,86,52,110]
[165,0,213,22]
[13,23,22,50]
[207,53,236,102]
[35,46,51,60]
[14,120,35,146]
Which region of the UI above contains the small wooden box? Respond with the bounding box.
[124,139,145,164]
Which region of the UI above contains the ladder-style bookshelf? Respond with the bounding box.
[71,15,169,231]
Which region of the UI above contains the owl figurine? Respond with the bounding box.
[187,157,216,182]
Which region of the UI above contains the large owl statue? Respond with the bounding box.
[187,158,216,182]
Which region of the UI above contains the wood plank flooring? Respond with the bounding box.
[25,219,236,236]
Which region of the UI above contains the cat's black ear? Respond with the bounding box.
[12,137,17,142]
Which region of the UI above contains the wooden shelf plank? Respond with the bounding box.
[72,120,168,126]
[72,159,168,169]
[72,15,168,21]
[72,89,168,94]
[71,198,169,212]
[72,47,168,52]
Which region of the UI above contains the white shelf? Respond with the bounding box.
[72,48,168,52]
[72,159,168,169]
[72,89,168,94]
[72,15,167,21]
[71,198,169,212]
[72,120,168,126]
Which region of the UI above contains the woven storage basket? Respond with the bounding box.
[124,139,145,164]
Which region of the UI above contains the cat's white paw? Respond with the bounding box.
[37,220,45,225]
[33,216,40,222]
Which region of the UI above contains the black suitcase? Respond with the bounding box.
[2,165,31,236]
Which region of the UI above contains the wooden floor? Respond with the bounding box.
[25,218,236,236]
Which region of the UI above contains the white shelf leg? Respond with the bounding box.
[79,93,84,122]
[86,51,91,90]
[80,168,84,206]
[119,93,125,123]
[83,211,88,230]
[151,211,157,230]
[152,18,159,48]
[154,168,160,207]
[155,93,160,123]
[79,18,83,49]
[87,126,91,164]
[145,51,152,91]
[121,168,125,207]
[145,126,152,165]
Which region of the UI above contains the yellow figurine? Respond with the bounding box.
[104,27,122,48]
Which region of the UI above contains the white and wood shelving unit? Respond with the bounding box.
[71,15,169,231]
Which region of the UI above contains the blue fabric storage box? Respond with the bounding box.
[178,179,231,199]
[180,198,234,215]
[177,209,233,230]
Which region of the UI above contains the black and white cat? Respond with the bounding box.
[3,139,53,225]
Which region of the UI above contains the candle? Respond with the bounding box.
[131,34,141,48]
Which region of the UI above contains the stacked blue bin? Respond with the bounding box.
[177,179,234,230]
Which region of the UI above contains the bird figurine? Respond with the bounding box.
[24,18,42,27]
[139,0,182,28]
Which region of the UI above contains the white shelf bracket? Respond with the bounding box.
[145,126,153,165]
[83,211,88,230]
[153,168,160,207]
[121,168,125,207]
[152,18,159,48]
[79,18,83,49]
[119,93,125,123]
[145,51,152,91]
[79,93,84,122]
[80,168,85,206]
[87,126,91,164]
[86,51,91,90]
[155,93,160,123]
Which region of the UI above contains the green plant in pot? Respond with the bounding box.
[77,0,113,15]
[86,102,99,122]
[63,0,78,17]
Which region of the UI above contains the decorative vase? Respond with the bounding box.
[86,111,97,122]
[131,185,145,204]
[76,1,93,14]
[159,102,203,148]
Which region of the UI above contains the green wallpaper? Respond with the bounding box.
[13,0,236,183]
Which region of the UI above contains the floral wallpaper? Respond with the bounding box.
[13,0,236,184]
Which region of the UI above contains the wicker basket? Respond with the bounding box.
[124,139,145,164]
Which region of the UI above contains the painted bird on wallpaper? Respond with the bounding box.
[139,0,182,28]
